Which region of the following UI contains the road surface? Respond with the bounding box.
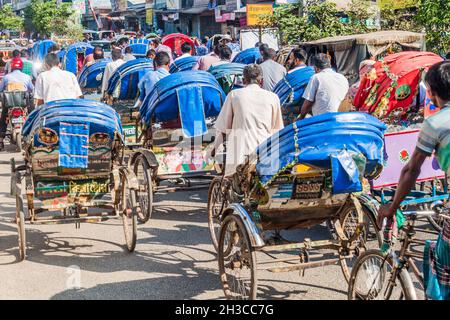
[0,145,434,299]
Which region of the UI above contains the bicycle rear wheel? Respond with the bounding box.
[348,249,417,300]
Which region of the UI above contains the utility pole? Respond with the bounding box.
[298,0,304,17]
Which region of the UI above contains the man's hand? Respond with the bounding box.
[377,204,396,230]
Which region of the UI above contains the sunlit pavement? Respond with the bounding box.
[0,143,434,299]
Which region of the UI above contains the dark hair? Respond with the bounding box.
[154,51,170,68]
[12,49,20,58]
[111,48,123,61]
[243,64,263,84]
[218,45,232,61]
[118,38,127,46]
[125,46,133,54]
[20,49,29,58]
[425,61,450,101]
[311,53,331,70]
[259,44,271,60]
[111,41,117,47]
[146,49,156,58]
[44,53,60,68]
[153,38,161,45]
[202,37,208,45]
[181,42,192,54]
[47,44,60,54]
[93,46,104,60]
[255,42,263,48]
[291,48,307,63]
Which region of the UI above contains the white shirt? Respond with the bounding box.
[123,53,136,61]
[215,84,284,176]
[101,59,125,94]
[34,67,82,104]
[210,60,231,68]
[302,68,349,116]
[173,53,191,62]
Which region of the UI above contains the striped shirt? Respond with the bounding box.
[417,103,450,300]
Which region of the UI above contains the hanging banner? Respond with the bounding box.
[146,9,153,24]
[246,4,273,26]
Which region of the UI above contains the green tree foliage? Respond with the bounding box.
[415,0,450,54]
[24,0,76,37]
[0,5,24,32]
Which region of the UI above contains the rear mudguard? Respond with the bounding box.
[128,148,159,169]
[357,193,381,229]
[221,203,265,248]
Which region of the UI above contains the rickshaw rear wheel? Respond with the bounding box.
[133,154,153,224]
[118,173,138,252]
[16,194,26,261]
[218,215,257,300]
[338,203,382,283]
[207,177,228,252]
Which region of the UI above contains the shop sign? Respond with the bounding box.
[246,4,273,26]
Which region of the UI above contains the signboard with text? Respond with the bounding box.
[379,0,416,10]
[246,4,273,26]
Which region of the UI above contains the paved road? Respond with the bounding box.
[0,145,436,300]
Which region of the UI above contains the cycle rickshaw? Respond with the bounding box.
[11,99,139,261]
[208,63,245,94]
[128,70,226,223]
[62,42,94,76]
[169,56,199,73]
[78,58,110,99]
[104,58,153,147]
[208,112,386,299]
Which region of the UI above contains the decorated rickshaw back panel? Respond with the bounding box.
[372,130,445,189]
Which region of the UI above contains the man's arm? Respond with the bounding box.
[101,65,111,95]
[298,99,314,120]
[299,76,318,120]
[377,148,428,227]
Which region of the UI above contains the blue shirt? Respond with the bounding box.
[196,45,208,56]
[0,70,34,92]
[138,67,170,102]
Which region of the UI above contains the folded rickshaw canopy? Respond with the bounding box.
[78,59,111,89]
[232,47,261,65]
[256,112,386,194]
[140,71,226,138]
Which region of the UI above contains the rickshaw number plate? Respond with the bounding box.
[293,176,324,199]
[12,117,24,124]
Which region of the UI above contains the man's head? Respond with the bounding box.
[146,49,156,59]
[254,42,263,48]
[93,46,104,59]
[20,49,29,59]
[152,38,161,47]
[12,49,21,59]
[118,38,128,48]
[221,34,232,45]
[218,45,232,61]
[153,51,171,70]
[181,42,192,54]
[125,46,133,55]
[47,44,60,54]
[425,60,450,109]
[259,44,273,62]
[310,53,331,73]
[111,48,123,61]
[243,64,263,87]
[202,37,208,45]
[44,53,60,70]
[287,48,307,71]
[10,58,23,72]
[268,48,277,61]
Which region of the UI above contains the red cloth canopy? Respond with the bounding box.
[161,33,195,56]
[354,51,443,122]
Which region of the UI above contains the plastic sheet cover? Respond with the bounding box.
[22,99,123,145]
[176,85,207,137]
[256,112,386,193]
[232,47,261,65]
[169,56,199,73]
[273,66,315,107]
[78,59,111,89]
[140,71,225,130]
[58,122,89,168]
[62,42,94,75]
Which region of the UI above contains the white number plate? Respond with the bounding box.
[11,117,24,124]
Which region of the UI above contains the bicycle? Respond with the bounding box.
[347,206,446,300]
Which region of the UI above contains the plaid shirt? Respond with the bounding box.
[21,59,34,78]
